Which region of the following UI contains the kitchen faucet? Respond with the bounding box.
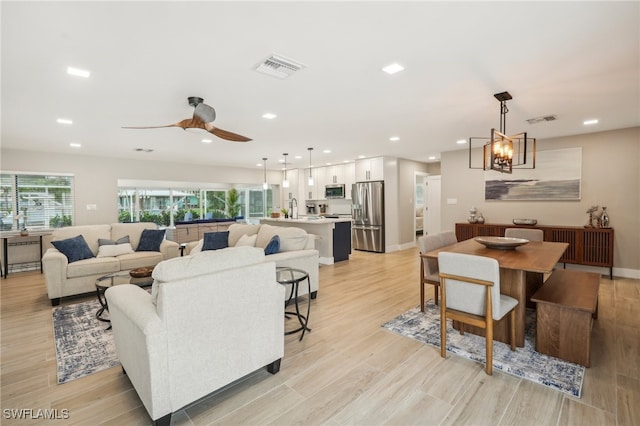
[289,197,298,219]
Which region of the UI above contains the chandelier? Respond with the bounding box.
[468,91,536,174]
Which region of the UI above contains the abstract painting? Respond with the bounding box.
[485,147,582,201]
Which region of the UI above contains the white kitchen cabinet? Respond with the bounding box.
[303,167,325,200]
[355,157,384,181]
[343,162,356,198]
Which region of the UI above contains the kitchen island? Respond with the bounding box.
[260,217,351,265]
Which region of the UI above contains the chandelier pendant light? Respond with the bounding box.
[468,91,536,174]
[262,157,269,190]
[282,153,289,188]
[307,147,314,186]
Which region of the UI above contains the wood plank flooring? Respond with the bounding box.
[1,248,639,425]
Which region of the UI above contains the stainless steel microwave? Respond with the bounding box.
[325,184,346,199]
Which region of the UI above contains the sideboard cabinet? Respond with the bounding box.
[455,223,614,278]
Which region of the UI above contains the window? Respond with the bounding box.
[1,173,74,230]
[117,184,272,226]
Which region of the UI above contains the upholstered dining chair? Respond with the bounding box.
[438,252,518,375]
[504,228,544,241]
[418,231,457,310]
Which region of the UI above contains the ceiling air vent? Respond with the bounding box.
[254,54,306,79]
[526,114,558,125]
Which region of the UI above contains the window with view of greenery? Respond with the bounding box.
[1,173,74,230]
[118,186,272,227]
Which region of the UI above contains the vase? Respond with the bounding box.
[601,207,610,228]
[476,214,485,224]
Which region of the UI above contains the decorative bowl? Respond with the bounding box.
[130,266,154,278]
[474,236,529,250]
[513,219,537,226]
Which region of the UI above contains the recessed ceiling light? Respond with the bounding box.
[428,156,437,160]
[201,139,213,143]
[389,136,400,142]
[256,163,263,167]
[262,113,277,120]
[323,149,331,154]
[294,155,302,159]
[57,118,73,125]
[583,119,599,125]
[69,143,81,148]
[66,66,90,78]
[358,155,366,159]
[343,160,350,163]
[382,63,404,75]
[277,158,285,163]
[456,139,467,145]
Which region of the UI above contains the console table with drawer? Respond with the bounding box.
[455,223,614,279]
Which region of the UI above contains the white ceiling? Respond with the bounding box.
[2,1,639,171]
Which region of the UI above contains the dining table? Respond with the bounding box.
[424,238,568,347]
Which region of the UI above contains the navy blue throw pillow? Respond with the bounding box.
[136,229,166,252]
[51,235,95,263]
[264,235,280,255]
[202,231,229,251]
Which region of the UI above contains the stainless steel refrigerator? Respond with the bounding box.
[351,180,385,252]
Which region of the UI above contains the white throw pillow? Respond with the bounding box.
[235,234,257,247]
[190,239,204,255]
[96,243,134,258]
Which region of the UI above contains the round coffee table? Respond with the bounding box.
[95,270,154,325]
[276,267,312,341]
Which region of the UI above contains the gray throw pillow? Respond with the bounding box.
[98,235,130,246]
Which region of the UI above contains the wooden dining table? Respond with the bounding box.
[424,238,568,347]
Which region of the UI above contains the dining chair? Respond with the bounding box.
[418,231,457,310]
[504,228,543,241]
[438,252,518,375]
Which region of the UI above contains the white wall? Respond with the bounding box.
[440,127,640,272]
[1,150,281,225]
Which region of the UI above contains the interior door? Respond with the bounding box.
[425,175,441,234]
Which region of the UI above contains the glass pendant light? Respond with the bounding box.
[262,157,268,189]
[282,153,289,188]
[307,147,314,186]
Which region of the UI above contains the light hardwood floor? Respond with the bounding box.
[1,248,639,425]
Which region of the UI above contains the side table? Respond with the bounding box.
[276,267,312,341]
[95,270,154,328]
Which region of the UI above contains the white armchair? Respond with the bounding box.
[106,247,285,425]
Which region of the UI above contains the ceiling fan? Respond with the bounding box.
[122,97,252,142]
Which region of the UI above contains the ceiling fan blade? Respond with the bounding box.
[194,103,216,123]
[206,124,252,142]
[122,124,180,130]
[123,118,205,131]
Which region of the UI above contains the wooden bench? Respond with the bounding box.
[530,269,600,367]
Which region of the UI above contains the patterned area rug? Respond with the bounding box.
[381,301,585,397]
[52,299,119,384]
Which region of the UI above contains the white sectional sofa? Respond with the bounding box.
[185,223,320,300]
[106,247,285,426]
[42,222,179,305]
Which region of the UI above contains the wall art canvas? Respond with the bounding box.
[485,147,582,201]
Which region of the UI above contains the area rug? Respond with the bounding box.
[381,301,585,397]
[52,299,119,384]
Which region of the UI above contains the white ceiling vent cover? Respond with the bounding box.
[526,114,558,124]
[255,54,306,79]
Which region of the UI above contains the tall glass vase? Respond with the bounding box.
[601,207,610,228]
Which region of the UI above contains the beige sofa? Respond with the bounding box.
[42,223,179,305]
[185,223,320,300]
[106,247,284,425]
